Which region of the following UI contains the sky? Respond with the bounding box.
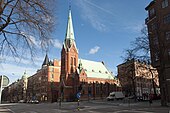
[0,0,152,84]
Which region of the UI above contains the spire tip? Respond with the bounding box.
[69,0,71,10]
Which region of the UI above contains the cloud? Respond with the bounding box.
[53,39,62,49]
[83,0,116,16]
[0,55,45,84]
[1,63,38,84]
[89,46,100,54]
[0,55,43,66]
[75,0,109,32]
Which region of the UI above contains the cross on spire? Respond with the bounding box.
[69,0,71,10]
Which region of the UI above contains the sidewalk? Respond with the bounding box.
[84,99,170,108]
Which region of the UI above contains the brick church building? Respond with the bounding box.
[60,9,120,101]
[2,8,121,103]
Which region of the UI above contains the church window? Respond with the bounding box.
[105,71,108,74]
[74,58,76,66]
[99,70,101,73]
[71,57,73,65]
[92,69,94,72]
[96,83,100,95]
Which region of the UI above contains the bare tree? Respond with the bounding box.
[122,26,158,98]
[122,26,150,62]
[0,0,55,59]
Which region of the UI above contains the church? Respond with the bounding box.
[59,8,120,101]
[2,6,121,103]
[2,8,121,103]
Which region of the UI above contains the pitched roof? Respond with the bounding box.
[78,59,115,80]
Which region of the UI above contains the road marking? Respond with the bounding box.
[6,107,15,113]
[29,111,38,113]
[54,109,68,112]
[88,111,100,113]
[113,110,154,113]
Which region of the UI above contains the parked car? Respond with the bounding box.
[27,99,39,104]
[107,92,125,101]
[18,100,26,103]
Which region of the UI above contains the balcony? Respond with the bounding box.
[145,15,156,24]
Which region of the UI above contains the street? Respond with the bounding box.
[0,100,170,113]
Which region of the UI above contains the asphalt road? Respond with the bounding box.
[0,100,170,113]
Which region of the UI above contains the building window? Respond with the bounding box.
[165,31,170,40]
[96,84,100,95]
[71,57,73,65]
[162,0,169,8]
[151,23,157,30]
[50,68,54,72]
[153,36,159,45]
[154,52,159,61]
[163,13,170,24]
[74,58,76,66]
[149,8,155,17]
[51,74,54,79]
[168,49,170,56]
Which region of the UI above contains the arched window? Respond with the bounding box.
[71,57,73,65]
[74,58,76,66]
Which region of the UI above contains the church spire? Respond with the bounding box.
[65,9,75,40]
[42,53,49,67]
[63,3,77,50]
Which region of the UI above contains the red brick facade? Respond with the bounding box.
[60,9,121,101]
[27,59,61,102]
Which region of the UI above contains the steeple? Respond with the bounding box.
[42,54,49,67]
[63,7,77,51]
[22,71,27,80]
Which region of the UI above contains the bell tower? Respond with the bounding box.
[60,7,78,101]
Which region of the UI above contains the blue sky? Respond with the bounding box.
[0,0,152,83]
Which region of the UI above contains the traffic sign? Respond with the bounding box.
[0,75,9,87]
[76,92,81,99]
[0,75,9,104]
